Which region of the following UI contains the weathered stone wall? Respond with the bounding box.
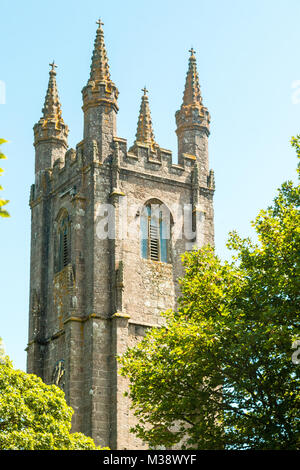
[27,46,214,449]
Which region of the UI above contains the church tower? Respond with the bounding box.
[27,21,215,449]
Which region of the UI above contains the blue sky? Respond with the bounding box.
[0,0,299,370]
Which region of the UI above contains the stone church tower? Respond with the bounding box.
[26,20,215,449]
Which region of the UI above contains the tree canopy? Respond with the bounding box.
[119,139,300,450]
[0,348,103,450]
[0,139,9,218]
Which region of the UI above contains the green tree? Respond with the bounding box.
[0,338,5,362]
[0,352,105,450]
[0,139,9,218]
[119,140,300,450]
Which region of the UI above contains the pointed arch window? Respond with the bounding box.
[56,212,71,272]
[141,202,171,263]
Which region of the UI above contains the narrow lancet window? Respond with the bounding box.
[57,214,71,272]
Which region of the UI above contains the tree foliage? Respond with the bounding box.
[119,140,300,450]
[0,139,9,218]
[0,351,104,450]
[0,338,5,362]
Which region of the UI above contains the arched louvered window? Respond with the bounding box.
[57,214,71,271]
[141,202,171,263]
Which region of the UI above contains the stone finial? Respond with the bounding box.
[49,60,57,72]
[182,48,203,108]
[89,19,111,83]
[40,62,65,128]
[134,87,158,149]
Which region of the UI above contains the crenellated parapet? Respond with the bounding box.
[113,136,213,191]
[30,146,81,207]
[32,24,215,205]
[82,78,119,115]
[30,138,214,214]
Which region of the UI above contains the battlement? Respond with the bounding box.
[32,23,214,201]
[114,136,198,183]
[30,131,215,208]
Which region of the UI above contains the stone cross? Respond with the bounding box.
[49,61,57,72]
[96,19,104,28]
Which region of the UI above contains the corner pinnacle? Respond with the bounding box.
[41,62,65,127]
[89,19,111,83]
[182,48,203,107]
[134,87,157,149]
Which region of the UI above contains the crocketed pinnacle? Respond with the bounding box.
[89,19,111,83]
[182,48,203,107]
[135,87,157,148]
[41,61,65,127]
[175,49,210,136]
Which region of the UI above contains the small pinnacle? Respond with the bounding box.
[41,63,64,125]
[181,48,203,107]
[134,87,157,148]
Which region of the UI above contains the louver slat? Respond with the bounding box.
[150,224,159,261]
